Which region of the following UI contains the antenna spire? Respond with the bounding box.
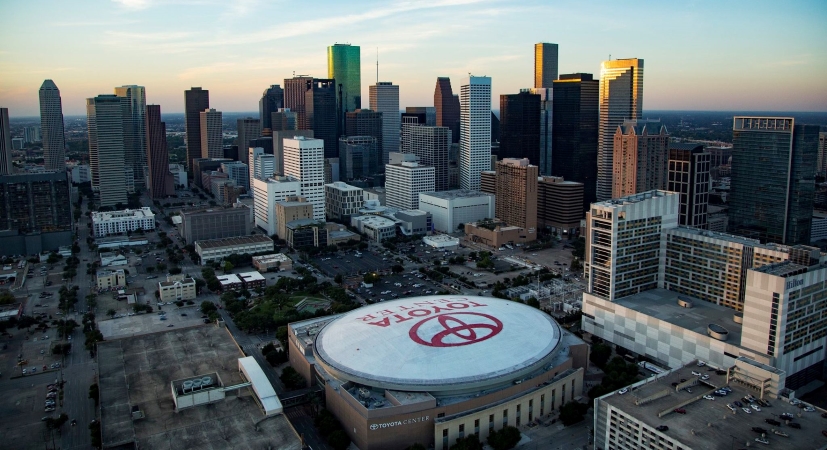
[376,47,379,84]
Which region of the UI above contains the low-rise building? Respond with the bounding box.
[395,210,432,236]
[216,274,242,291]
[99,252,127,267]
[276,197,314,241]
[96,236,149,249]
[537,176,584,237]
[158,274,196,302]
[464,220,536,248]
[423,234,460,250]
[418,190,495,233]
[351,215,397,243]
[92,207,156,238]
[96,269,126,290]
[180,205,251,244]
[284,219,328,249]
[195,235,274,266]
[169,164,187,187]
[325,182,364,223]
[238,271,266,291]
[252,253,293,272]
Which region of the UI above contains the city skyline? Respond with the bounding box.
[1,0,825,116]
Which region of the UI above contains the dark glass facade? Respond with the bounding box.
[305,79,339,159]
[327,44,361,113]
[184,87,209,169]
[551,73,599,212]
[434,77,460,143]
[667,143,710,228]
[146,105,172,199]
[345,109,383,158]
[498,91,541,164]
[259,85,283,131]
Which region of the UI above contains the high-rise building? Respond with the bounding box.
[338,136,378,180]
[459,76,492,191]
[0,108,11,175]
[596,59,643,201]
[404,125,451,192]
[145,105,173,199]
[817,132,827,176]
[328,43,361,113]
[272,130,314,176]
[729,117,819,245]
[271,108,297,132]
[259,85,283,132]
[39,80,66,172]
[114,85,147,189]
[530,87,553,176]
[305,79,338,159]
[325,182,364,222]
[221,161,249,191]
[611,119,669,199]
[283,137,325,221]
[534,43,559,89]
[87,95,128,208]
[406,107,436,126]
[552,73,599,212]
[284,76,313,129]
[179,206,251,244]
[385,152,435,210]
[667,143,710,229]
[252,176,301,235]
[184,87,209,169]
[0,171,73,254]
[369,82,400,166]
[237,117,260,164]
[345,109,383,156]
[191,158,232,189]
[200,108,223,159]
[248,147,275,182]
[23,126,41,144]
[435,77,461,143]
[498,91,541,165]
[537,176,584,236]
[495,158,538,234]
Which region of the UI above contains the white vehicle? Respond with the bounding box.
[701,374,710,380]
[617,388,628,395]
[727,403,737,412]
[697,360,706,367]
[691,371,702,376]
[703,395,715,400]
[750,404,761,411]
[803,406,815,412]
[742,408,752,414]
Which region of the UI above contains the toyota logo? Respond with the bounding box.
[409,312,503,347]
[370,424,379,430]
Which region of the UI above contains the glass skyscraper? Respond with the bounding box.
[114,85,147,190]
[327,44,361,114]
[39,79,66,172]
[729,117,819,245]
[534,43,559,89]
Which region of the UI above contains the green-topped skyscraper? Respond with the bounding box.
[327,43,361,115]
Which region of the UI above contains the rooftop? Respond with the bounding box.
[181,205,250,217]
[420,189,493,200]
[252,253,291,263]
[668,226,765,248]
[353,215,397,228]
[159,277,195,288]
[325,181,363,191]
[592,190,675,208]
[195,234,273,250]
[238,271,265,282]
[424,234,460,243]
[753,261,810,277]
[600,362,827,450]
[285,218,324,229]
[217,274,241,285]
[92,207,154,221]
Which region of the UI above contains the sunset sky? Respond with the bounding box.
[1,0,825,116]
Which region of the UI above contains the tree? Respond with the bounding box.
[590,343,612,369]
[0,290,15,305]
[222,260,234,273]
[559,401,589,426]
[487,426,521,450]
[146,266,155,273]
[107,309,116,318]
[451,434,484,450]
[363,272,380,284]
[279,366,305,390]
[327,430,351,450]
[168,267,182,275]
[526,297,540,309]
[391,264,404,273]
[88,383,99,407]
[334,274,343,284]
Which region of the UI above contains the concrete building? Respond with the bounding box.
[811,211,827,242]
[612,119,669,199]
[345,109,382,160]
[459,76,492,191]
[363,187,386,205]
[276,197,314,241]
[191,157,231,188]
[326,223,360,246]
[221,161,249,191]
[96,269,126,290]
[423,234,460,250]
[283,137,325,221]
[146,104,174,198]
[87,94,128,208]
[0,173,72,254]
[0,108,12,175]
[338,136,378,180]
[200,108,223,159]
[369,82,400,165]
[272,130,313,176]
[71,164,92,184]
[668,143,710,229]
[252,253,292,272]
[351,215,397,243]
[169,163,187,190]
[158,274,196,302]
[395,210,432,236]
[495,158,537,235]
[537,176,584,236]
[195,235,274,265]
[248,147,275,183]
[325,182,363,223]
[237,117,260,163]
[284,219,328,249]
[818,131,827,176]
[435,77,461,144]
[39,80,66,172]
[237,271,266,291]
[252,176,300,236]
[180,206,251,244]
[418,190,495,233]
[114,85,147,190]
[271,108,296,132]
[91,207,155,237]
[480,170,496,195]
[402,124,451,191]
[385,152,435,210]
[464,220,536,248]
[184,87,209,169]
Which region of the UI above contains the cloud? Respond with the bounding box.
[111,0,152,10]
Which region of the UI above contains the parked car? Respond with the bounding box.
[674,408,686,414]
[655,425,669,431]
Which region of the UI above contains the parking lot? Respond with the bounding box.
[312,251,393,278]
[97,305,207,340]
[356,272,448,302]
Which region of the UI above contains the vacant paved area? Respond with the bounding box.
[98,325,301,450]
[313,251,393,277]
[98,305,204,339]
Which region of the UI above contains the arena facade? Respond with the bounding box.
[288,296,589,449]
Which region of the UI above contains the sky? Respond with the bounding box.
[1,0,826,116]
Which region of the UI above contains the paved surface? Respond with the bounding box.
[218,309,287,394]
[516,410,593,450]
[97,305,205,339]
[313,251,393,278]
[285,405,332,450]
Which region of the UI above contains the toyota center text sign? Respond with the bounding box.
[370,415,430,431]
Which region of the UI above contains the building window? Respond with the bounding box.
[474,419,480,435]
[438,412,445,418]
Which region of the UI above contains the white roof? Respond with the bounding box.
[238,271,265,282]
[238,357,282,416]
[217,274,241,284]
[314,296,562,392]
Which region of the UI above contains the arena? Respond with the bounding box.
[288,296,589,450]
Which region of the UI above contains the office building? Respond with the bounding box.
[304,79,338,159]
[191,158,231,188]
[395,210,432,236]
[325,182,363,222]
[611,119,669,199]
[349,215,396,243]
[459,76,492,191]
[23,126,41,144]
[345,109,382,159]
[434,77,460,143]
[369,82,399,165]
[498,91,541,165]
[252,253,293,272]
[537,176,584,236]
[338,136,378,181]
[418,190,495,233]
[158,275,197,302]
[0,171,73,255]
[534,43,558,89]
[324,158,340,184]
[248,147,275,182]
[0,108,11,175]
[195,235,273,265]
[480,170,496,195]
[237,117,260,163]
[71,164,91,184]
[179,206,251,244]
[272,129,313,176]
[406,107,436,126]
[402,125,451,192]
[283,76,313,129]
[87,95,128,208]
[271,108,297,132]
[91,207,155,237]
[284,219,328,249]
[729,117,819,245]
[252,176,301,236]
[96,269,126,290]
[200,108,223,159]
[495,158,537,234]
[221,161,249,191]
[385,153,435,210]
[818,132,827,175]
[276,197,314,241]
[114,85,147,189]
[528,87,552,176]
[39,79,66,171]
[259,85,283,132]
[283,137,325,221]
[596,59,644,201]
[184,87,209,169]
[169,164,186,188]
[667,143,710,228]
[145,105,173,199]
[328,43,361,113]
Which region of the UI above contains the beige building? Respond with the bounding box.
[199,108,223,159]
[252,253,293,272]
[495,158,537,237]
[158,274,196,302]
[479,170,496,195]
[275,196,314,241]
[96,269,126,290]
[465,220,536,248]
[537,176,584,236]
[611,119,669,199]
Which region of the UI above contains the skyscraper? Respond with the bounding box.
[495,158,538,234]
[338,136,378,181]
[145,104,173,199]
[552,73,599,212]
[499,91,541,165]
[345,109,383,163]
[305,79,338,159]
[404,125,451,191]
[385,152,435,210]
[534,43,559,89]
[369,82,400,165]
[0,108,11,175]
[596,58,643,201]
[667,143,710,229]
[271,108,297,132]
[729,117,818,244]
[273,130,314,176]
[284,76,313,129]
[200,108,223,159]
[114,85,147,189]
[435,77,460,144]
[530,87,553,176]
[818,132,827,175]
[611,119,669,199]
[39,80,66,172]
[459,76,491,191]
[237,117,260,164]
[283,137,325,221]
[184,87,209,169]
[328,44,361,113]
[259,85,284,132]
[87,95,128,208]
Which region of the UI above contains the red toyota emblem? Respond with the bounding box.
[409,312,503,347]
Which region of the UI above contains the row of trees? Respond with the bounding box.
[448,425,522,450]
